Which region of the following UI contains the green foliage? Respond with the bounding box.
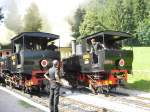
[107,0,126,31]
[134,0,150,44]
[123,0,136,33]
[72,0,137,38]
[70,0,149,45]
[135,0,148,23]
[79,0,108,38]
[24,3,42,32]
[103,0,136,33]
[79,10,106,37]
[136,17,150,45]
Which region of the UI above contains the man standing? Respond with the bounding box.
[90,38,105,64]
[44,60,61,112]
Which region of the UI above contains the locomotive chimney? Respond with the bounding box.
[71,40,76,56]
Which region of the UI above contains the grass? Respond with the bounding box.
[132,47,150,70]
[127,71,150,92]
[125,47,150,92]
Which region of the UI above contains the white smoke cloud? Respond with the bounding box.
[0,24,15,45]
[0,0,86,46]
[30,0,86,46]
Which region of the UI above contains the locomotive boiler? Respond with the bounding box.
[63,30,133,94]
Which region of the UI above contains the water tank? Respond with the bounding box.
[76,44,83,55]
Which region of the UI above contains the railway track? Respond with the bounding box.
[64,87,150,112]
[90,90,150,112]
[3,86,113,112]
[1,85,150,112]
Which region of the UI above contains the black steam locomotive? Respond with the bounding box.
[63,30,133,93]
[0,32,60,92]
[0,30,133,94]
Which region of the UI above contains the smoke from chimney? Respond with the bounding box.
[0,0,86,46]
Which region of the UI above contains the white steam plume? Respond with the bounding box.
[0,24,15,45]
[0,0,86,46]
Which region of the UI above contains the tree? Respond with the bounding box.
[135,0,148,23]
[123,0,135,33]
[79,0,108,38]
[106,0,132,32]
[68,7,85,39]
[134,0,149,45]
[4,0,23,33]
[24,3,42,32]
[136,17,150,45]
[70,0,149,45]
[79,10,106,37]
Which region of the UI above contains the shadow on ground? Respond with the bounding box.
[127,79,150,92]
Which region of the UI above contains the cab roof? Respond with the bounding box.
[83,30,132,43]
[11,32,59,42]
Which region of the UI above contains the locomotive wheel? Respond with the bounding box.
[91,85,112,95]
[70,79,78,89]
[2,83,6,87]
[23,85,31,94]
[22,85,27,93]
[11,83,15,89]
[89,83,97,94]
[27,86,32,94]
[96,86,104,94]
[102,85,110,94]
[5,80,9,86]
[27,86,41,95]
[0,77,6,87]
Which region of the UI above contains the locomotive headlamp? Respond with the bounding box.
[119,58,125,67]
[41,59,48,67]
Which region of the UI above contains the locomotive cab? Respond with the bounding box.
[11,32,60,74]
[81,31,133,74]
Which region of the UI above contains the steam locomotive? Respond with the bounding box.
[0,32,60,93]
[0,31,133,94]
[63,30,133,94]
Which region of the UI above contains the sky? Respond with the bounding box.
[0,0,86,46]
